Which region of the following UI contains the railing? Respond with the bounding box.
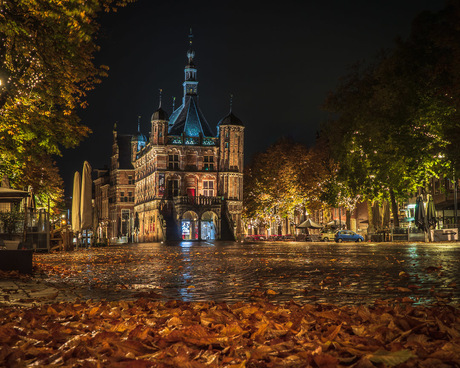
[173,196,222,206]
[167,136,218,146]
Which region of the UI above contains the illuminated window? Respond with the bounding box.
[168,154,179,169]
[204,155,214,171]
[203,181,214,196]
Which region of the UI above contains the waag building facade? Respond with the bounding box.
[94,36,244,242]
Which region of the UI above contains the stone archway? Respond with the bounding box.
[201,211,218,240]
[181,211,199,240]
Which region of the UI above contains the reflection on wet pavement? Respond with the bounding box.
[35,241,460,305]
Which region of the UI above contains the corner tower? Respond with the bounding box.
[218,110,244,174]
[218,104,245,238]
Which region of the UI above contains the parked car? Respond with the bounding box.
[335,230,364,242]
[244,235,266,242]
[320,230,336,242]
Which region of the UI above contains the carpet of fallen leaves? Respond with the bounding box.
[1,298,460,367]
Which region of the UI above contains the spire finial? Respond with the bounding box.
[186,27,195,63]
[189,27,193,47]
[230,93,233,113]
[159,88,163,108]
[137,115,141,132]
[172,96,176,111]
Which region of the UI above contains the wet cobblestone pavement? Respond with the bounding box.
[19,241,460,306]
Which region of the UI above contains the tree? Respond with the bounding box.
[243,138,338,231]
[323,1,460,226]
[243,139,307,230]
[0,0,133,204]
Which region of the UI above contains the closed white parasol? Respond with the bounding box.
[71,171,81,233]
[80,161,92,230]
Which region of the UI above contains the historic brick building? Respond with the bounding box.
[95,34,244,242]
[94,123,144,242]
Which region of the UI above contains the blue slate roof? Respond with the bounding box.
[168,95,215,137]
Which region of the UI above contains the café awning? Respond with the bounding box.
[0,188,29,203]
[297,219,323,229]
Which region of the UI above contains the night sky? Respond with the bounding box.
[58,0,444,195]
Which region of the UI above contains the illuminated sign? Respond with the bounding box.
[182,221,190,236]
[158,173,165,197]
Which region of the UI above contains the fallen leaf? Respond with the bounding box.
[367,349,416,366]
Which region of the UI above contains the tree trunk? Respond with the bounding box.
[346,209,351,230]
[389,189,399,228]
[367,201,374,234]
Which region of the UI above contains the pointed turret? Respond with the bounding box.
[218,94,244,128]
[132,116,147,157]
[151,89,169,145]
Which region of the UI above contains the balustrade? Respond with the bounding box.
[173,196,222,206]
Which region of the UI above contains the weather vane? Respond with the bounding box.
[230,93,233,112]
[159,88,163,108]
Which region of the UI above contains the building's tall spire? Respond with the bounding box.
[137,115,141,132]
[187,27,194,66]
[172,96,176,111]
[229,94,233,113]
[159,88,163,108]
[183,28,198,102]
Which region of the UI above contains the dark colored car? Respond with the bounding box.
[335,230,364,242]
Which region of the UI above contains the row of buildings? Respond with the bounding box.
[90,34,460,244]
[247,178,460,241]
[93,34,244,242]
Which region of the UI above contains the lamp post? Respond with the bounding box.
[454,170,458,231]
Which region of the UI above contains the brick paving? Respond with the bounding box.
[0,277,83,307]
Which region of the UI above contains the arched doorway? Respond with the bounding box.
[201,211,218,240]
[181,211,198,240]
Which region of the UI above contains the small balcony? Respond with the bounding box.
[173,196,222,207]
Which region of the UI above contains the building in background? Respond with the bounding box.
[94,33,244,242]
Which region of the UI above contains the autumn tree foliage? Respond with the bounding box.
[323,1,460,226]
[0,0,133,207]
[243,138,333,229]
